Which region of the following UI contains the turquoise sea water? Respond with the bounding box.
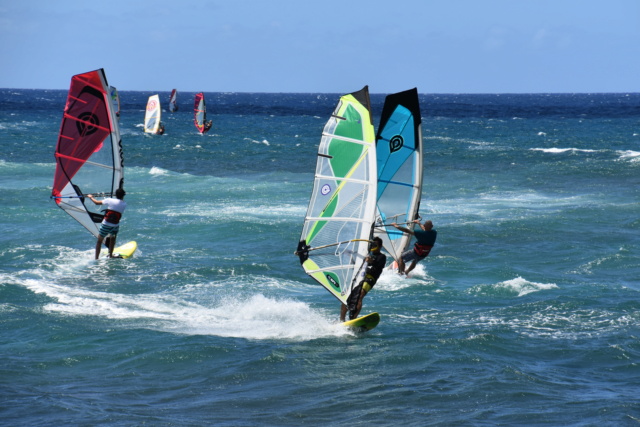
[1,89,640,425]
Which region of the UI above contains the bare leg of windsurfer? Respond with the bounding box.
[95,236,105,260]
[108,234,116,258]
[396,257,406,275]
[404,260,419,276]
[340,303,348,322]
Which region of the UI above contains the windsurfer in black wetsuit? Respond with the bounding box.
[340,237,386,321]
[391,219,437,276]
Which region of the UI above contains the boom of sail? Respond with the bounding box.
[296,86,377,305]
[51,68,124,239]
[144,94,162,134]
[169,89,178,112]
[373,88,423,262]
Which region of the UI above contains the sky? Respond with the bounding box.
[1,0,639,93]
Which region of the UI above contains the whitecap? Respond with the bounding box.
[617,150,640,161]
[13,274,352,340]
[495,276,558,297]
[149,166,169,176]
[530,147,597,154]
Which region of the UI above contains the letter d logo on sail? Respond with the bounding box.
[389,135,404,153]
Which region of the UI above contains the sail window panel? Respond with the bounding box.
[333,103,365,141]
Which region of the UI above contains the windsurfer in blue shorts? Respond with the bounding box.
[391,219,437,276]
[88,188,127,259]
[340,237,387,321]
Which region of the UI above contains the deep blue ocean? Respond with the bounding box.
[1,88,640,426]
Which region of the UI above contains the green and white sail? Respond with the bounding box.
[374,88,423,262]
[296,86,377,305]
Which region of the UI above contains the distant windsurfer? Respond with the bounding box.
[157,123,165,135]
[87,188,127,259]
[204,120,212,133]
[341,237,386,321]
[391,219,437,276]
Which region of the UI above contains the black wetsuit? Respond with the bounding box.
[347,251,387,316]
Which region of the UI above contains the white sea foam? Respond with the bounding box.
[530,147,598,154]
[616,150,640,161]
[494,276,558,297]
[9,273,353,340]
[376,264,434,292]
[158,202,305,221]
[149,166,169,176]
[244,137,270,146]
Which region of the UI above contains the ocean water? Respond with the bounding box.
[1,88,640,426]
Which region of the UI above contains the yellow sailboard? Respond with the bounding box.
[342,312,380,332]
[102,240,137,259]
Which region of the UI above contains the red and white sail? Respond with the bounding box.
[52,69,124,238]
[169,89,178,112]
[144,94,161,134]
[194,92,211,134]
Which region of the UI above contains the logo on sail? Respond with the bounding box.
[389,135,404,153]
[321,184,331,195]
[76,112,100,136]
[325,272,340,291]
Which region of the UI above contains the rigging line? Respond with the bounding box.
[374,220,417,228]
[51,192,112,199]
[294,239,371,255]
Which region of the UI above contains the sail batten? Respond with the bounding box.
[373,88,423,262]
[52,68,124,239]
[63,114,111,132]
[297,86,377,304]
[321,134,373,145]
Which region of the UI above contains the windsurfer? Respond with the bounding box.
[340,237,386,321]
[87,188,127,259]
[391,219,437,276]
[204,120,212,133]
[157,123,165,135]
